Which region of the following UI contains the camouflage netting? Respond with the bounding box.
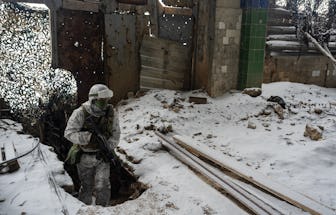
[0,3,77,121]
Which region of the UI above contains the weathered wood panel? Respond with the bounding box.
[141,65,184,80]
[268,26,296,34]
[62,0,99,12]
[140,76,184,89]
[192,0,216,91]
[57,9,104,104]
[162,0,193,7]
[140,36,190,90]
[147,0,159,36]
[141,55,188,71]
[105,13,140,103]
[157,1,192,16]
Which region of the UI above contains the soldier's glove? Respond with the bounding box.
[89,132,101,145]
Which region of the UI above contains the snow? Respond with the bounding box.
[1,82,336,214]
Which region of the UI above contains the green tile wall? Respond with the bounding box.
[238,8,268,89]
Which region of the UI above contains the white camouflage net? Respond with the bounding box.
[0,3,77,119]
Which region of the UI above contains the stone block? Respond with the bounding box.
[218,22,226,30]
[223,36,229,45]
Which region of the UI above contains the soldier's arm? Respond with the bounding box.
[64,107,92,145]
[107,109,120,149]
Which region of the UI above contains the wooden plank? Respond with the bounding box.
[140,40,189,60]
[140,46,189,61]
[268,26,296,34]
[268,8,292,19]
[156,132,271,215]
[148,0,159,36]
[62,0,99,12]
[267,18,294,27]
[266,41,336,51]
[267,34,298,41]
[140,36,191,90]
[189,96,207,104]
[173,135,336,215]
[140,76,183,89]
[192,0,214,90]
[141,37,189,55]
[162,0,193,8]
[141,51,189,67]
[140,55,188,72]
[141,65,184,80]
[3,142,20,173]
[157,0,192,16]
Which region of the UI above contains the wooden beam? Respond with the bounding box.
[1,143,20,173]
[266,40,336,51]
[188,96,207,104]
[62,0,99,12]
[157,0,192,16]
[192,0,215,91]
[147,0,159,36]
[173,135,336,215]
[155,131,283,215]
[268,26,296,34]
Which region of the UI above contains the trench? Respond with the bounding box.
[38,98,148,206]
[31,103,148,206]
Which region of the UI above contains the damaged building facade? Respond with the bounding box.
[2,0,272,103]
[2,0,335,103]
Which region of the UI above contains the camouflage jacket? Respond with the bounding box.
[64,101,120,152]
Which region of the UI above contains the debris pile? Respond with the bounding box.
[0,3,76,120]
[304,124,323,141]
[242,88,262,97]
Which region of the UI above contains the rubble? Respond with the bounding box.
[272,104,285,120]
[242,88,262,97]
[304,124,323,141]
[247,121,257,129]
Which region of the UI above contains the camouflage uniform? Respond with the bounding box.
[64,101,120,206]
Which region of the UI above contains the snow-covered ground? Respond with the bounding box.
[1,82,336,214]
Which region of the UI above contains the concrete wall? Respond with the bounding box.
[264,55,336,87]
[209,0,242,96]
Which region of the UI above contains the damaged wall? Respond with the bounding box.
[264,56,336,87]
[209,0,242,96]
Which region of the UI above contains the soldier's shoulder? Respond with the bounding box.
[71,106,86,116]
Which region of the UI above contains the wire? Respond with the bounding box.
[0,138,40,168]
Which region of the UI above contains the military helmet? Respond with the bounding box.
[88,84,113,102]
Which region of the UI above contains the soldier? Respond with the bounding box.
[64,84,120,206]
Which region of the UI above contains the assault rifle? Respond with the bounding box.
[86,116,121,169]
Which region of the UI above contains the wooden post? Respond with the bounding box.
[148,0,158,37]
[192,0,216,92]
